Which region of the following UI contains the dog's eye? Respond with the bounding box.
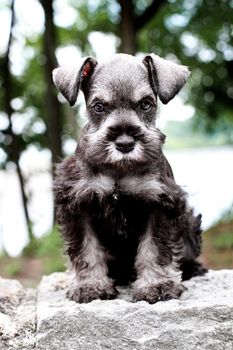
[93,102,105,113]
[140,100,152,111]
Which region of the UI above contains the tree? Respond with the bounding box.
[118,0,166,54]
[40,0,64,165]
[138,0,233,135]
[0,0,33,241]
[61,0,233,137]
[0,0,65,244]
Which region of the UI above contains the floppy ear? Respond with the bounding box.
[143,53,190,104]
[52,57,98,106]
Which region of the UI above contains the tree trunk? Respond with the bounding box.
[40,0,63,166]
[16,160,33,241]
[118,0,166,55]
[118,0,137,55]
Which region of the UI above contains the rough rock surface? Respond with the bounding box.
[0,277,36,349]
[0,270,233,349]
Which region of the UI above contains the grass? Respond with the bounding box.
[4,261,22,277]
[202,206,233,269]
[0,227,66,287]
[23,226,66,274]
[213,231,233,250]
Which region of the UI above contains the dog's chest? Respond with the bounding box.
[88,192,150,254]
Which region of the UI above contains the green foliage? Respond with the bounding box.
[138,0,233,133]
[0,227,65,285]
[211,204,233,250]
[23,227,66,274]
[22,236,41,257]
[203,204,233,268]
[213,231,233,250]
[58,0,118,54]
[36,227,66,274]
[4,260,22,277]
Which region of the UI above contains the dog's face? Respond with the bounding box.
[53,54,190,170]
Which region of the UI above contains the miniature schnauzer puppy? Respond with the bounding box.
[53,53,206,304]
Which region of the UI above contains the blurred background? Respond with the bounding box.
[0,0,232,287]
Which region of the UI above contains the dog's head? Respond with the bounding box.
[53,54,189,171]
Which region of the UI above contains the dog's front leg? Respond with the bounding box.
[67,217,117,303]
[133,218,185,304]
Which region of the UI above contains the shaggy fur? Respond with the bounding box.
[53,53,207,304]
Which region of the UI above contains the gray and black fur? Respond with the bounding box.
[53,53,207,304]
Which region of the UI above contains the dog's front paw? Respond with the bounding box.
[67,280,118,303]
[133,281,186,304]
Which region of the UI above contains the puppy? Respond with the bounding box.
[53,53,206,303]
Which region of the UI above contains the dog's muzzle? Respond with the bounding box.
[107,124,143,154]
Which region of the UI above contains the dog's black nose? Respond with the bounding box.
[115,134,135,153]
